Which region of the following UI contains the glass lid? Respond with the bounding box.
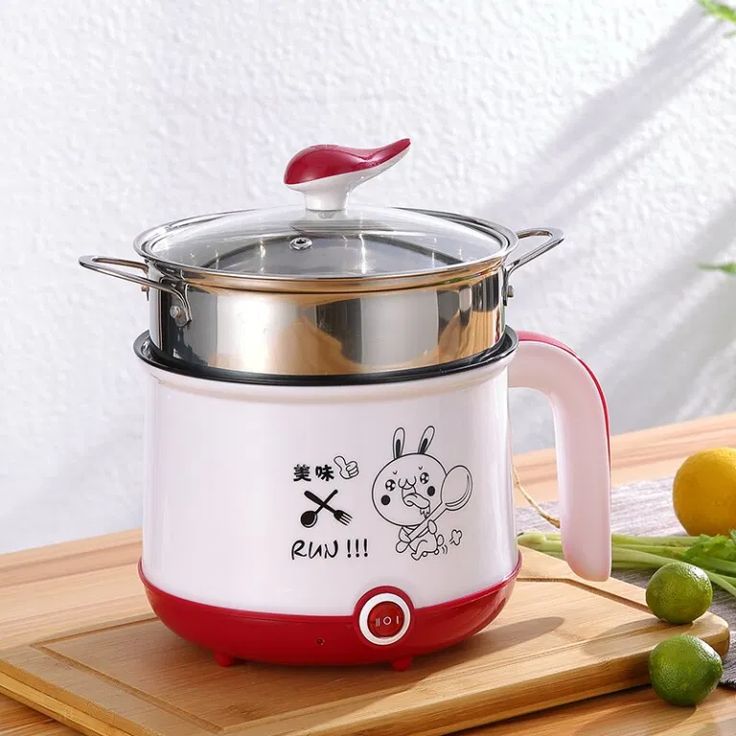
[135,140,511,280]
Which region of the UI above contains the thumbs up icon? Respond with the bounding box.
[334,455,359,480]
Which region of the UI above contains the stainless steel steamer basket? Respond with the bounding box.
[80,213,562,379]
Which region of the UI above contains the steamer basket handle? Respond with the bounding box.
[506,227,564,275]
[78,256,191,326]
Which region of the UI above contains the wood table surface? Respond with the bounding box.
[1,412,735,736]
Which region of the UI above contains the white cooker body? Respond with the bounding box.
[141,360,518,616]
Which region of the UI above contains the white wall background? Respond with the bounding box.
[1,0,735,553]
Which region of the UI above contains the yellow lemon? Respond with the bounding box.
[673,448,736,535]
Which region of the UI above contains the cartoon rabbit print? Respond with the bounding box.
[371,426,473,560]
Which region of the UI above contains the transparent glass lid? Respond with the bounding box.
[135,139,511,280]
[135,205,509,279]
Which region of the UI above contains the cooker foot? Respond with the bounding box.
[213,652,236,667]
[390,656,413,672]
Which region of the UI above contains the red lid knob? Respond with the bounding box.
[284,138,410,211]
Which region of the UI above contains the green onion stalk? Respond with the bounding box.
[517,531,736,598]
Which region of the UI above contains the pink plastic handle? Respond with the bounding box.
[509,331,611,580]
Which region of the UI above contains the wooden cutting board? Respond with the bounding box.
[0,549,728,736]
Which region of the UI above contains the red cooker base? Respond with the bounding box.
[140,556,521,669]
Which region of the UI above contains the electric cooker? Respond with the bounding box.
[80,139,611,670]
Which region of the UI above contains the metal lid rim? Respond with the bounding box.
[132,208,517,291]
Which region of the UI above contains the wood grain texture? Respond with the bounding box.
[0,549,727,736]
[0,412,734,735]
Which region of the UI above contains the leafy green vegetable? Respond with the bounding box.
[684,533,736,562]
[699,262,736,275]
[699,0,736,25]
[698,0,736,37]
[517,530,736,598]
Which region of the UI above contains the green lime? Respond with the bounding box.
[646,562,712,624]
[649,635,722,706]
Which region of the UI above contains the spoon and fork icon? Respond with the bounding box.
[300,489,352,528]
